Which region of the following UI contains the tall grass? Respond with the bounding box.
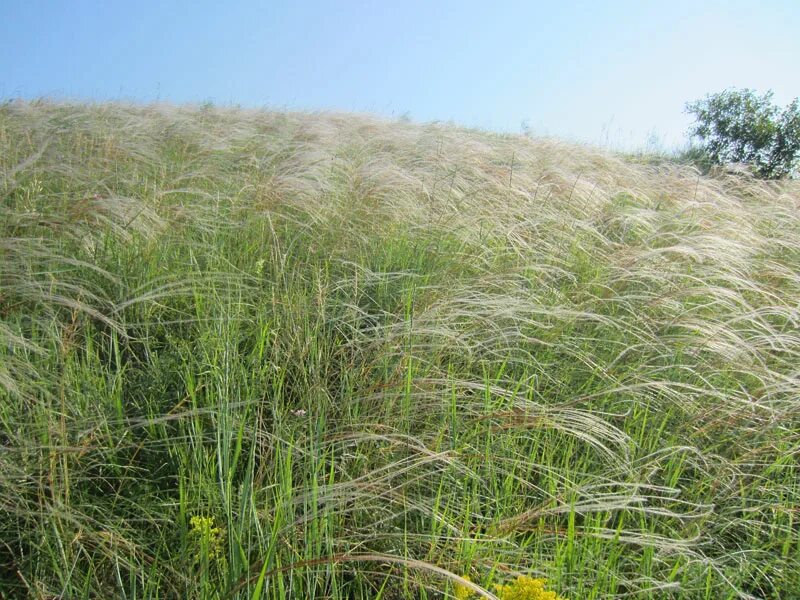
[1,100,799,599]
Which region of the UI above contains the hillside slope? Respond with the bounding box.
[1,101,799,599]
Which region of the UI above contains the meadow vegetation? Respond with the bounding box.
[1,101,799,599]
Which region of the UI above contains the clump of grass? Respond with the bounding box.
[1,100,799,599]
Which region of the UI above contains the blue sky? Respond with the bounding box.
[2,0,799,149]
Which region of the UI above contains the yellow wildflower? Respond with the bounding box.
[189,515,226,563]
[454,574,475,600]
[494,575,566,600]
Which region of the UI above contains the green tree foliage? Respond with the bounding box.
[686,88,800,179]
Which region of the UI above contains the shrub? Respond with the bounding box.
[685,88,800,179]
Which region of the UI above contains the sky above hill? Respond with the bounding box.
[2,0,799,150]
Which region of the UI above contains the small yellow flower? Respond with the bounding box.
[494,575,566,600]
[189,515,226,563]
[454,574,475,600]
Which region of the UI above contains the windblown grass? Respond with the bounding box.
[1,100,799,599]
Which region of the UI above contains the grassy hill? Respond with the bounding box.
[1,101,799,599]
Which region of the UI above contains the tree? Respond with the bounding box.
[685,89,800,179]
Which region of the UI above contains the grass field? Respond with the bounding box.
[1,101,799,599]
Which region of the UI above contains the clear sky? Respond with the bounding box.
[2,0,799,149]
